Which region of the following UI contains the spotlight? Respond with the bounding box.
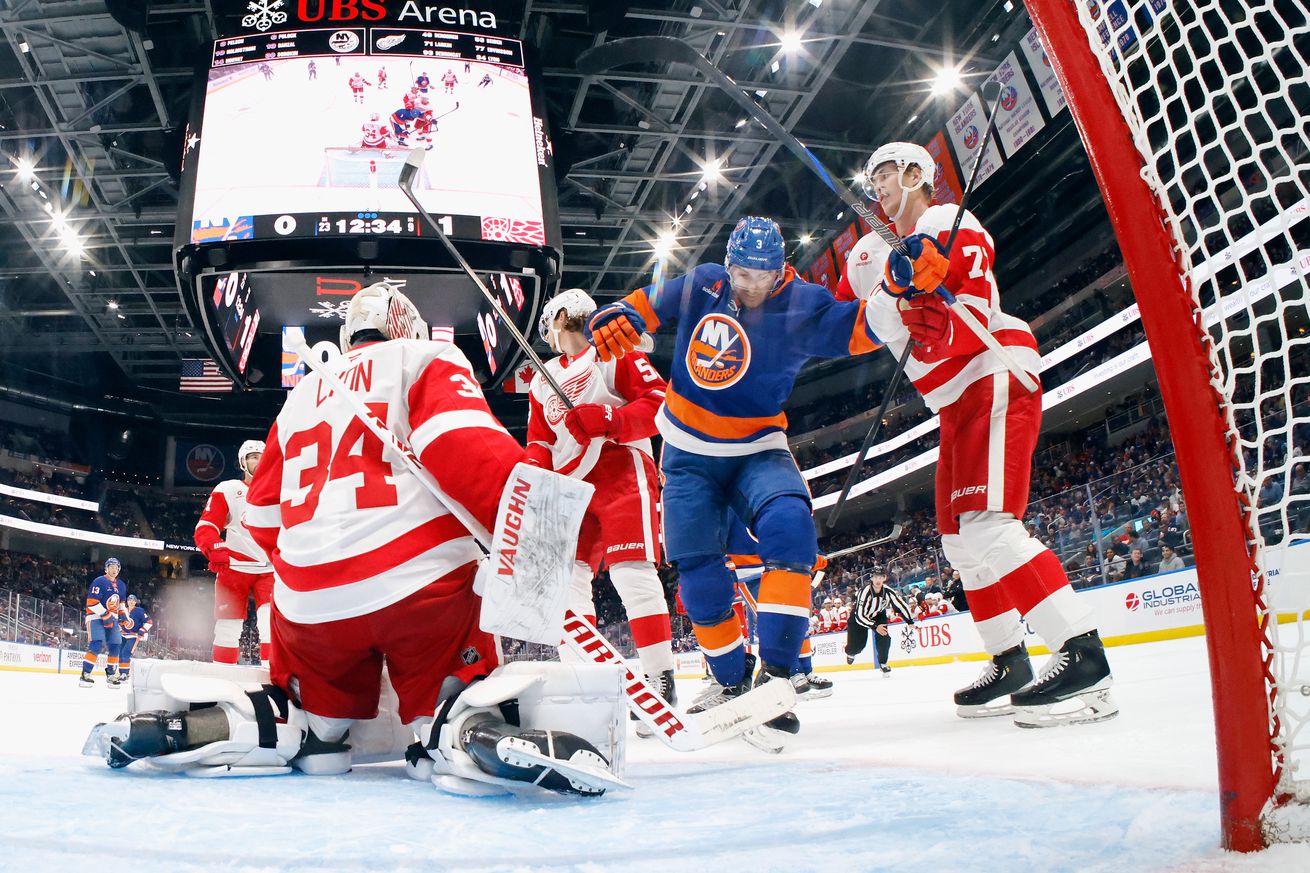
[931,65,962,96]
[780,30,803,55]
[799,233,812,245]
[700,158,723,183]
[15,157,34,182]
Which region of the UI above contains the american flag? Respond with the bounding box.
[179,358,234,393]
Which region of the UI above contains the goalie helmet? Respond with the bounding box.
[537,288,597,342]
[338,279,429,351]
[861,141,936,203]
[237,439,265,476]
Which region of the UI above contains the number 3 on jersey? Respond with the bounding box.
[281,402,399,527]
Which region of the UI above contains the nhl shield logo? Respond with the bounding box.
[686,313,750,391]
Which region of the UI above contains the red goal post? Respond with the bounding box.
[1026,0,1308,852]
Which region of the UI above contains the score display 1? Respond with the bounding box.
[182,24,553,249]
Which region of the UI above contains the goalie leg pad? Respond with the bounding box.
[415,662,627,797]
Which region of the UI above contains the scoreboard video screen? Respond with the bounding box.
[182,24,554,249]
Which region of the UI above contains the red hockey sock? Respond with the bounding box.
[213,646,239,664]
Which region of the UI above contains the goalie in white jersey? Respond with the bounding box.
[526,289,678,731]
[836,142,1115,727]
[84,282,627,797]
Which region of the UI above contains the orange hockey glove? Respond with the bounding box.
[585,302,646,362]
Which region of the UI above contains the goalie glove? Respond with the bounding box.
[585,302,646,362]
[885,233,950,298]
[563,404,618,443]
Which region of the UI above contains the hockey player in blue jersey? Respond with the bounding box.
[586,216,881,750]
[81,558,127,687]
[390,106,422,146]
[118,594,153,683]
[726,513,832,700]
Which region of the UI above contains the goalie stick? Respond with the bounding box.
[395,148,575,411]
[291,340,793,753]
[576,37,1037,395]
[825,80,1016,528]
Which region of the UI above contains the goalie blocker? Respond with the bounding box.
[83,659,629,797]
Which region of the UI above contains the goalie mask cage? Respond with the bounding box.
[1026,0,1309,852]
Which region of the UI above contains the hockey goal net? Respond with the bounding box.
[1028,0,1309,851]
[318,148,431,189]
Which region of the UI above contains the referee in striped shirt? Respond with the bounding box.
[846,568,916,673]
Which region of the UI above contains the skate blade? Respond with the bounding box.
[498,737,631,794]
[1014,689,1119,729]
[955,702,1015,719]
[82,722,128,757]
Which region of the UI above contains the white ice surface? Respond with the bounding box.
[3,636,1308,872]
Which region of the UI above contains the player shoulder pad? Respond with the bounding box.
[916,203,987,241]
[215,478,244,498]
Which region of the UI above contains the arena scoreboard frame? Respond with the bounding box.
[175,2,560,389]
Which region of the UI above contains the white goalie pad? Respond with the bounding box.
[477,463,594,645]
[416,661,627,796]
[101,660,414,775]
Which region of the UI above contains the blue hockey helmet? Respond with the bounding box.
[105,557,121,571]
[127,593,138,603]
[724,216,786,272]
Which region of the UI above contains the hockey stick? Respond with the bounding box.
[823,347,912,529]
[576,37,1037,394]
[824,82,1019,528]
[824,523,905,561]
[289,337,788,749]
[396,148,575,410]
[432,100,460,121]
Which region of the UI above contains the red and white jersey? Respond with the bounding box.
[195,479,271,573]
[819,606,837,632]
[361,121,389,148]
[808,614,820,636]
[349,73,369,90]
[525,347,664,479]
[835,205,1040,412]
[835,603,850,630]
[242,338,524,624]
[377,68,387,81]
[441,72,458,85]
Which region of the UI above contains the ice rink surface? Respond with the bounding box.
[3,635,1308,873]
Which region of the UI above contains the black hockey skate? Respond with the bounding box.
[791,671,833,701]
[634,669,678,739]
[1012,631,1118,728]
[953,643,1034,718]
[461,721,624,796]
[78,673,94,687]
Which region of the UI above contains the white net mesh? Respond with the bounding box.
[1070,0,1310,824]
[318,148,425,189]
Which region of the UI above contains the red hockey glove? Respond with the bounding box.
[585,302,646,362]
[898,295,952,361]
[207,546,232,574]
[564,403,619,443]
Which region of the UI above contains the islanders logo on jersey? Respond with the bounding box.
[686,314,750,391]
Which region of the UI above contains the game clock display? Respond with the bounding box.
[182,25,554,248]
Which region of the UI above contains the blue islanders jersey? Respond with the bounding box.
[622,263,880,456]
[121,606,153,639]
[85,575,124,627]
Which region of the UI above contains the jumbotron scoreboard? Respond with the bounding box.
[175,2,560,389]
